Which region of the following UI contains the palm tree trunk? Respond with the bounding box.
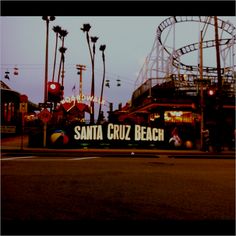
[98,52,105,123]
[86,32,95,124]
[57,54,63,83]
[61,54,65,87]
[86,32,93,64]
[52,32,59,82]
[57,38,64,84]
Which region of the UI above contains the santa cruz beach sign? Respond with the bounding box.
[49,123,165,148]
[74,124,164,141]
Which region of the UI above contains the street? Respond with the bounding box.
[1,151,235,235]
[1,13,236,235]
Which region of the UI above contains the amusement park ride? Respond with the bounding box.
[133,16,235,99]
[110,16,235,150]
[135,16,236,88]
[29,16,236,149]
[45,17,235,122]
[2,16,233,151]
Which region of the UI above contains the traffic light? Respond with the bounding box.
[47,82,63,102]
[205,87,217,111]
[207,88,216,96]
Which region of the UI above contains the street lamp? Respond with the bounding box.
[81,23,98,124]
[42,16,55,103]
[42,16,55,148]
[97,44,106,124]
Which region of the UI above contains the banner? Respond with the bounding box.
[49,123,165,148]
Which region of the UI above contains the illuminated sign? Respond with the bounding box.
[73,124,164,142]
[164,111,194,123]
[61,94,105,105]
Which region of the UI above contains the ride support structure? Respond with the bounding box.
[134,16,236,96]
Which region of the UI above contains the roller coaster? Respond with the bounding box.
[133,16,235,103]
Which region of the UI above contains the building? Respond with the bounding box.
[109,74,235,149]
[1,80,38,136]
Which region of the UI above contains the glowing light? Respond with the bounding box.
[50,84,56,90]
[208,89,214,96]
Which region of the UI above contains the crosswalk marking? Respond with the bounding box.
[69,156,101,161]
[1,156,101,161]
[1,156,36,161]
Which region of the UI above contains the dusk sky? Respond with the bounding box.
[1,16,235,119]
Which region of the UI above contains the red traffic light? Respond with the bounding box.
[47,82,62,102]
[48,82,61,94]
[208,89,215,96]
[206,86,216,96]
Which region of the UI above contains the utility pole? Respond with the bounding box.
[76,64,86,98]
[214,16,222,96]
[214,16,222,152]
[200,30,204,151]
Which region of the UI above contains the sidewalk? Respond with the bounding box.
[1,135,235,156]
[1,135,29,150]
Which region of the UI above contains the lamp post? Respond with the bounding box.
[98,44,106,124]
[81,24,98,124]
[42,16,55,103]
[42,16,55,148]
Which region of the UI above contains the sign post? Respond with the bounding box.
[20,95,28,150]
[43,123,47,148]
[38,108,51,147]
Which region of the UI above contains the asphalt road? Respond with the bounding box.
[1,154,235,235]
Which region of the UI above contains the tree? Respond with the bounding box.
[52,25,62,82]
[57,29,68,85]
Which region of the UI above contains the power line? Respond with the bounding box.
[1,63,136,86]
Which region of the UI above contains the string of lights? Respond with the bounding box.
[1,63,136,86]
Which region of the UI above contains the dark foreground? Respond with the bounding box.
[1,155,235,235]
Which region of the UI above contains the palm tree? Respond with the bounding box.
[52,25,62,82]
[81,24,93,62]
[90,36,99,124]
[60,29,68,46]
[57,29,68,85]
[59,46,67,88]
[81,23,99,124]
[91,36,99,60]
[97,44,106,123]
